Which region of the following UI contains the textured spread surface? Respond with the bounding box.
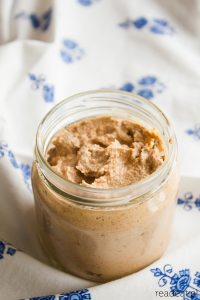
[47,117,164,188]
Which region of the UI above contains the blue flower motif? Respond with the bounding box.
[0,141,32,192]
[29,73,46,90]
[0,239,19,259]
[137,89,154,100]
[195,198,200,208]
[170,270,191,295]
[177,199,184,205]
[15,11,26,19]
[138,76,157,85]
[149,19,175,35]
[20,164,31,180]
[8,150,19,168]
[59,289,91,300]
[150,26,165,34]
[150,265,200,296]
[60,51,73,63]
[151,268,163,277]
[29,296,56,300]
[186,291,200,300]
[0,142,19,168]
[63,40,77,49]
[78,0,99,6]
[6,247,16,256]
[43,85,54,102]
[178,192,200,211]
[0,140,8,158]
[194,279,200,288]
[132,17,148,29]
[118,19,131,28]
[0,241,5,255]
[30,14,40,28]
[186,124,200,140]
[150,19,175,35]
[177,192,193,210]
[29,74,36,81]
[119,83,134,93]
[151,264,173,287]
[15,8,52,31]
[78,0,92,6]
[28,73,54,102]
[22,290,91,300]
[187,129,194,135]
[154,19,168,26]
[60,40,84,63]
[110,76,165,101]
[41,8,52,31]
[119,17,175,35]
[194,272,200,288]
[20,164,32,192]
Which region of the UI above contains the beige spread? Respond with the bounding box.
[32,116,179,282]
[47,117,164,188]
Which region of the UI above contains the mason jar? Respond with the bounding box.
[31,90,180,282]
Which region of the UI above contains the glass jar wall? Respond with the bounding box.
[31,90,179,282]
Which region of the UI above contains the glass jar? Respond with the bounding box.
[31,90,179,282]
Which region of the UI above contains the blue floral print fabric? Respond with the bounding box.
[0,0,200,299]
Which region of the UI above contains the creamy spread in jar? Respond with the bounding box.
[31,90,179,282]
[47,117,164,189]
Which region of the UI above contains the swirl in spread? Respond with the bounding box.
[47,116,164,189]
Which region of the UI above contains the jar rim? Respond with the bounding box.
[34,89,177,206]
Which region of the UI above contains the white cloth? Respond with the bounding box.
[0,0,200,299]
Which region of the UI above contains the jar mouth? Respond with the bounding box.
[34,89,177,206]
